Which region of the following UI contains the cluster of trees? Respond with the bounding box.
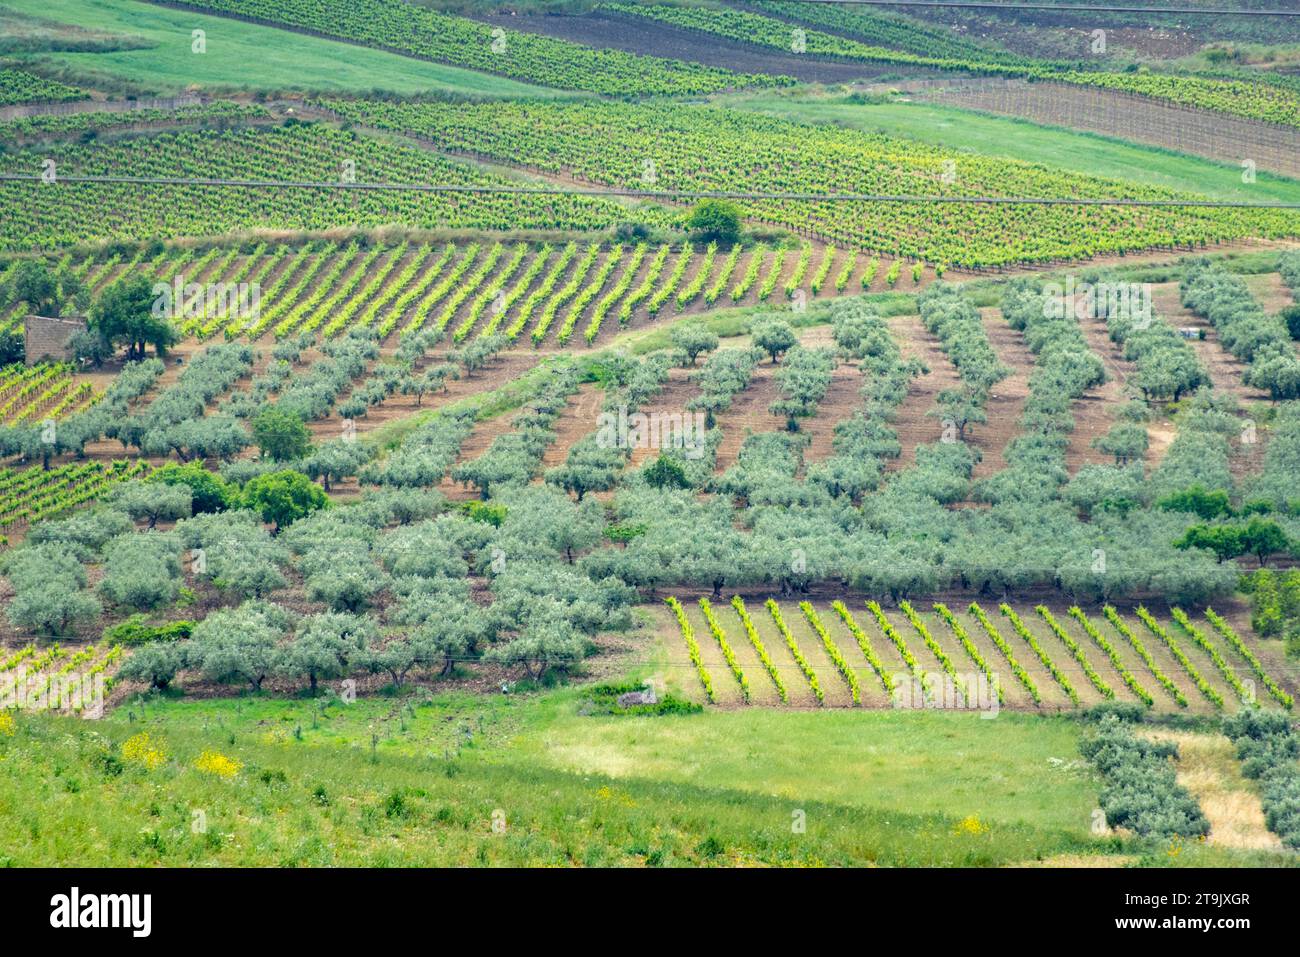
[1246,402,1300,519]
[684,199,742,245]
[227,332,376,422]
[976,278,1106,506]
[1222,709,1300,849]
[1147,389,1237,501]
[0,357,163,468]
[1244,568,1300,656]
[451,366,579,499]
[804,300,919,501]
[686,345,761,427]
[1174,516,1292,566]
[1181,259,1300,401]
[77,275,179,364]
[106,343,253,461]
[769,346,834,431]
[2,463,338,635]
[1095,270,1206,402]
[1,540,101,636]
[917,283,1011,400]
[547,353,674,502]
[117,480,637,691]
[360,412,474,488]
[1080,712,1210,839]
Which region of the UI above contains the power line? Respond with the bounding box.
[744,0,1300,15]
[6,172,1300,210]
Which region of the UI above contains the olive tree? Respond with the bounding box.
[97,533,183,611]
[188,601,290,691]
[278,611,375,693]
[110,480,192,529]
[670,323,719,366]
[751,318,797,364]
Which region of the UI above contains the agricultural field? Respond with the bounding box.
[2,0,1300,902]
[0,237,927,347]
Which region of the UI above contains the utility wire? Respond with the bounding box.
[738,0,1300,15]
[7,173,1300,209]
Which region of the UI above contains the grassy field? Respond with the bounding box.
[719,93,1300,205]
[0,686,1285,867]
[6,0,565,97]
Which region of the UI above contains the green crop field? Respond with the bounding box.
[0,0,1299,896]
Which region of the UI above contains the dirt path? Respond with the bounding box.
[539,382,605,472]
[1142,729,1282,852]
[627,365,701,470]
[972,309,1033,481]
[1151,282,1271,481]
[713,362,784,473]
[1074,313,1176,471]
[886,312,961,471]
[1244,272,1294,316]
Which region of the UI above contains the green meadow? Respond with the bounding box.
[719,92,1300,205]
[0,685,1287,867]
[6,0,565,97]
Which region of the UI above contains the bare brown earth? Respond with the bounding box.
[797,327,865,466]
[626,364,702,471]
[712,360,784,473]
[538,381,604,472]
[473,10,930,84]
[972,308,1033,481]
[1072,311,1175,472]
[885,312,963,471]
[1150,281,1269,481]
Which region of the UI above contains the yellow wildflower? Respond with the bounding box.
[121,732,166,770]
[954,814,989,836]
[194,750,242,779]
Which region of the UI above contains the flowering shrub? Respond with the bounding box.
[121,733,166,771]
[953,815,989,836]
[194,750,243,779]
